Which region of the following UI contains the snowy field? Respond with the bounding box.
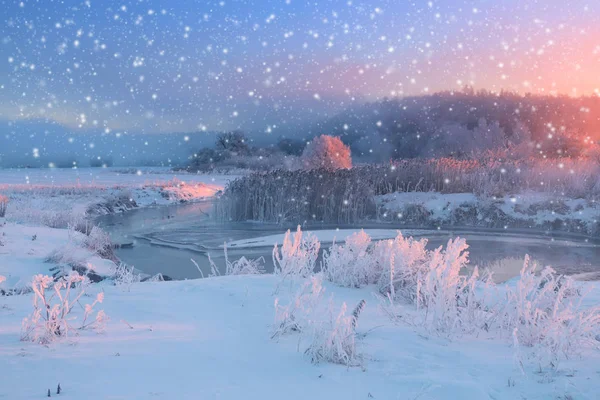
[0,167,231,186]
[1,269,599,399]
[0,167,235,227]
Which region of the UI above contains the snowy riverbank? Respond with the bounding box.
[377,191,600,237]
[0,167,234,286]
[0,167,232,226]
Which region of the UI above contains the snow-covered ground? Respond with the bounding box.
[0,274,598,400]
[1,168,599,400]
[0,167,234,226]
[0,220,117,289]
[0,167,236,287]
[377,191,600,236]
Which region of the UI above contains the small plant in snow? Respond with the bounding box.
[304,301,360,366]
[498,256,600,367]
[414,238,477,334]
[378,235,491,336]
[207,243,265,276]
[272,274,325,338]
[323,230,378,288]
[374,232,429,301]
[223,243,265,275]
[273,225,320,286]
[83,226,117,261]
[21,273,107,344]
[112,263,141,291]
[0,194,8,218]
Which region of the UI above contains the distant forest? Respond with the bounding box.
[309,90,600,161]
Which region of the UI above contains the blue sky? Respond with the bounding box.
[1,0,598,134]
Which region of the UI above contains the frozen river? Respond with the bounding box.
[97,201,600,281]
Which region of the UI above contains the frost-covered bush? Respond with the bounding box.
[323,231,432,294]
[272,273,364,366]
[272,274,326,338]
[301,135,352,171]
[83,226,117,261]
[21,273,107,344]
[273,226,320,283]
[223,244,264,275]
[376,236,486,335]
[498,257,600,366]
[304,301,359,366]
[373,233,429,301]
[413,238,481,333]
[112,263,141,291]
[207,243,265,276]
[323,230,378,288]
[0,194,8,217]
[45,243,88,270]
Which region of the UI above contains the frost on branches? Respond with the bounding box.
[286,226,600,369]
[207,243,265,276]
[272,274,325,338]
[273,225,320,285]
[20,273,108,345]
[323,230,378,288]
[499,257,600,367]
[304,301,359,366]
[272,273,364,367]
[300,135,352,170]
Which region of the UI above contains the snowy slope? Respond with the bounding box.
[0,275,599,399]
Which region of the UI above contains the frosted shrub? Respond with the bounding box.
[223,243,264,275]
[500,257,600,366]
[323,230,378,288]
[301,134,352,171]
[112,263,141,291]
[272,274,325,338]
[304,301,359,366]
[374,232,429,301]
[45,243,87,270]
[207,243,265,276]
[84,226,116,261]
[414,238,478,333]
[378,236,491,335]
[273,226,320,283]
[0,194,8,217]
[21,273,107,344]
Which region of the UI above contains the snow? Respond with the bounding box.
[1,275,599,399]
[1,171,599,399]
[0,167,237,287]
[377,191,600,234]
[0,167,233,187]
[0,167,235,226]
[0,220,114,289]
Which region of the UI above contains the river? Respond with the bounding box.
[96,201,600,282]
